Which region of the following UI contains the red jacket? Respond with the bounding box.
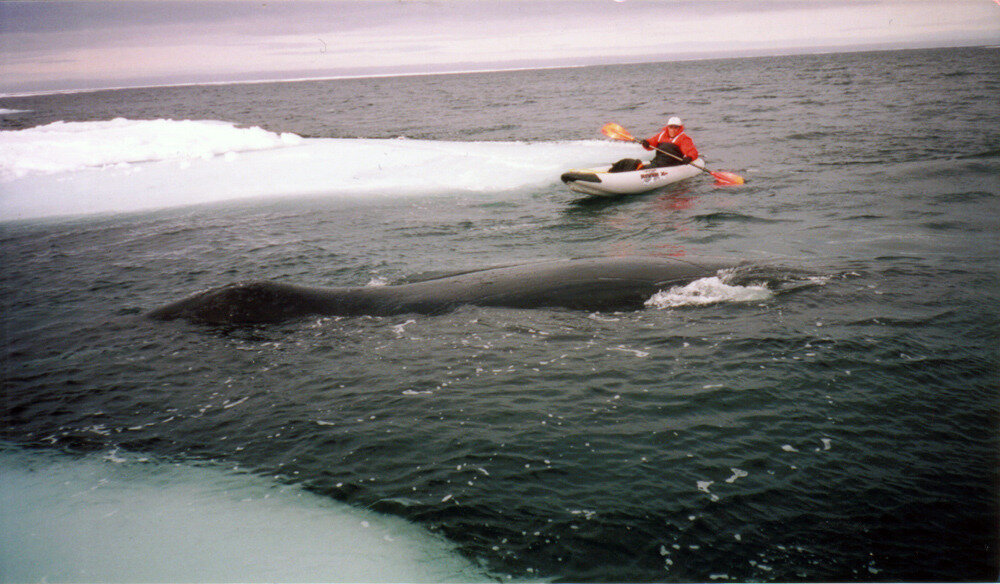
[643,125,699,161]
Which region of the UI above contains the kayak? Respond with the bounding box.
[561,158,706,196]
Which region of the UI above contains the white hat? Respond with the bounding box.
[667,116,683,126]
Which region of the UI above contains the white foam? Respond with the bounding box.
[0,108,30,115]
[645,276,773,309]
[696,480,719,501]
[0,447,485,582]
[724,468,748,483]
[0,118,637,222]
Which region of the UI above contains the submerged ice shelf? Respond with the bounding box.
[0,446,485,582]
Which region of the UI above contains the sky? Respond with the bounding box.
[1,0,998,94]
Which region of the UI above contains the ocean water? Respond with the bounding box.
[1,46,998,582]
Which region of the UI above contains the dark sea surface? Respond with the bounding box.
[1,47,998,581]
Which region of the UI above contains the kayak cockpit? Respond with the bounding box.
[561,159,705,197]
[560,170,603,184]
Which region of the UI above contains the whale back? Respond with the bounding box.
[388,257,725,312]
[147,281,365,324]
[148,257,730,324]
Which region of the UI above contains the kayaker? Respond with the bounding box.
[641,116,699,167]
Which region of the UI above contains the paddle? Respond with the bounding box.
[601,122,745,186]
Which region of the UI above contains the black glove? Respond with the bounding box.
[681,156,692,164]
[641,140,651,149]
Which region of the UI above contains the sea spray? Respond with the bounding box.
[645,276,772,309]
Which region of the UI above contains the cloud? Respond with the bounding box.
[1,0,997,93]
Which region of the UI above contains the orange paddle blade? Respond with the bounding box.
[601,122,636,142]
[710,170,745,186]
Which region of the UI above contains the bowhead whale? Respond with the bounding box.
[148,256,734,325]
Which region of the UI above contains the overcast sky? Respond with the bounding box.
[1,0,998,94]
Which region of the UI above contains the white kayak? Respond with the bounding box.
[561,158,706,196]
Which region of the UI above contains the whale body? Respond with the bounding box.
[148,256,734,325]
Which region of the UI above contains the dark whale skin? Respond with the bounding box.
[148,256,732,324]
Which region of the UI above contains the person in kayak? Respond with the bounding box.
[641,116,699,167]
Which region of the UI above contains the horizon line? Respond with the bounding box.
[1,41,992,100]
